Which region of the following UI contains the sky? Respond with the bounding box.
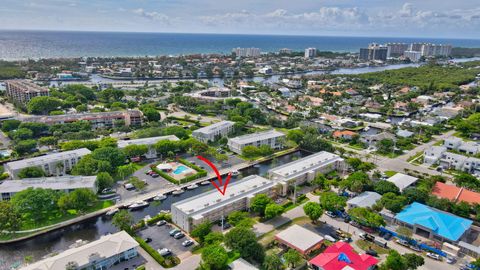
[0,0,479,38]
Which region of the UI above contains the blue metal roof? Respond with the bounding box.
[395,202,473,242]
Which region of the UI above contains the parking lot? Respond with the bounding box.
[138,222,196,256]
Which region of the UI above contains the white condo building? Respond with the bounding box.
[192,121,235,143]
[117,135,180,158]
[305,48,317,59]
[0,176,97,201]
[227,130,285,154]
[4,148,91,178]
[268,151,345,194]
[23,231,138,270]
[171,175,274,232]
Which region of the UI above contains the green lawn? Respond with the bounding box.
[384,171,397,177]
[356,239,389,254]
[19,200,114,231]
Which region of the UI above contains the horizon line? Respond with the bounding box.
[1,28,480,41]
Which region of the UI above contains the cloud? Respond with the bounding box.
[133,8,170,24]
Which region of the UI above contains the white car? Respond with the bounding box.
[158,248,171,256]
[426,253,441,261]
[156,220,167,226]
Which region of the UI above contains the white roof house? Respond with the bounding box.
[387,173,419,192]
[5,148,91,172]
[275,224,324,254]
[229,258,259,270]
[117,135,179,148]
[23,231,138,270]
[347,191,382,208]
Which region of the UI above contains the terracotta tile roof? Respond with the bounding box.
[432,182,480,205]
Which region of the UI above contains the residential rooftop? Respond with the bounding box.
[347,191,382,208]
[117,135,179,148]
[23,231,138,270]
[19,110,142,123]
[432,182,480,205]
[228,130,285,144]
[275,224,324,253]
[395,202,473,242]
[0,176,97,193]
[269,151,343,180]
[192,121,235,134]
[387,173,418,191]
[171,175,273,219]
[5,148,91,170]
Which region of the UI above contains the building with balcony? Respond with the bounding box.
[4,148,91,178]
[5,80,50,106]
[0,176,97,201]
[227,130,285,154]
[171,175,274,232]
[192,121,235,143]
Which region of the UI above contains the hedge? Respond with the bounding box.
[151,159,208,185]
[146,213,172,226]
[135,237,166,265]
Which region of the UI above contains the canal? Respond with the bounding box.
[0,150,309,268]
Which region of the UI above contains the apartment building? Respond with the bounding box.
[443,137,480,155]
[23,231,139,270]
[268,151,345,194]
[305,48,317,59]
[192,121,235,143]
[227,130,285,154]
[232,47,261,57]
[386,43,409,57]
[171,175,274,232]
[359,44,388,61]
[423,146,480,175]
[20,110,143,128]
[117,135,180,158]
[0,176,97,201]
[5,80,50,105]
[4,148,91,178]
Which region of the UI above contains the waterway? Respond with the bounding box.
[0,150,309,268]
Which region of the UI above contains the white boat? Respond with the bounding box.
[187,184,199,190]
[172,189,185,195]
[153,194,167,201]
[231,170,240,176]
[129,201,149,210]
[105,208,119,216]
[364,126,370,131]
[200,181,211,186]
[160,210,170,214]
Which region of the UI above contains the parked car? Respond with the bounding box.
[359,233,375,242]
[426,253,442,261]
[366,249,378,257]
[349,220,360,227]
[151,173,159,178]
[157,220,167,226]
[396,239,409,247]
[182,240,194,247]
[169,229,181,236]
[446,257,456,264]
[382,232,393,241]
[174,232,185,239]
[409,245,422,252]
[324,235,337,242]
[222,223,231,229]
[158,248,171,256]
[145,170,153,175]
[145,237,152,243]
[325,211,336,218]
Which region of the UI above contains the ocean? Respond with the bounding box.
[1,30,480,60]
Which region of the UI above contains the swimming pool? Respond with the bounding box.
[173,165,190,175]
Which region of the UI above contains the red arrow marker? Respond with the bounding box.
[197,155,232,196]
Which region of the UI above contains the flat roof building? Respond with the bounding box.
[275,224,324,255]
[20,110,143,129]
[118,135,179,158]
[171,175,274,232]
[23,231,139,270]
[192,121,235,143]
[0,176,97,201]
[229,258,259,270]
[5,80,50,106]
[227,130,285,154]
[268,151,345,194]
[4,148,91,178]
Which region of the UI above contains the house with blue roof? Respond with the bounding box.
[394,202,473,243]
